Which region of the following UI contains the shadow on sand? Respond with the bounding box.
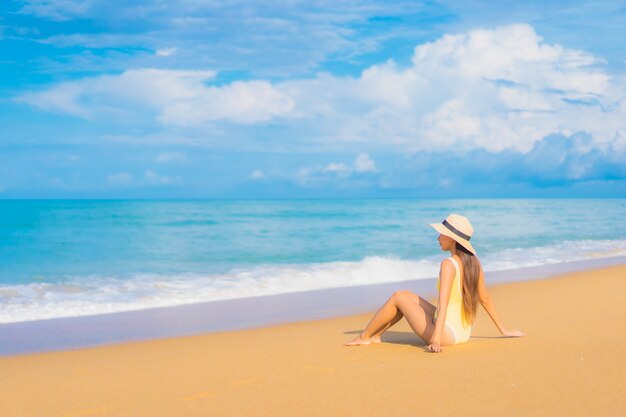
[343,329,427,348]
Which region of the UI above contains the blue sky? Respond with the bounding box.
[1,0,625,198]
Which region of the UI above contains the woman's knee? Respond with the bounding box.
[390,290,412,302]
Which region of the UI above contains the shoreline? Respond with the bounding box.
[1,254,625,356]
[1,263,625,416]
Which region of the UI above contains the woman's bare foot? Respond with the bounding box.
[344,335,372,346]
[370,335,382,343]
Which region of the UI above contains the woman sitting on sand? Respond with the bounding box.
[345,214,525,352]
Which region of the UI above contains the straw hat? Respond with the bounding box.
[430,213,476,255]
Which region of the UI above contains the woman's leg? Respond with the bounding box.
[368,309,403,342]
[345,290,438,346]
[369,292,437,340]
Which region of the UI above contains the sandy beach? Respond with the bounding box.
[1,264,625,417]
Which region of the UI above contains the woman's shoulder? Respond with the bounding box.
[445,256,462,274]
[439,257,457,271]
[446,256,461,267]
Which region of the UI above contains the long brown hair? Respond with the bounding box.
[455,242,480,325]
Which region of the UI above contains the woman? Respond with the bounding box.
[345,213,525,352]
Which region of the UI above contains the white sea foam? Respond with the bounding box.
[1,239,625,324]
[0,257,440,324]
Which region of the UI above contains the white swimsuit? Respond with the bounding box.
[433,257,472,344]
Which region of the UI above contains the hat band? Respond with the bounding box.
[442,220,471,241]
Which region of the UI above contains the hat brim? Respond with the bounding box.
[430,223,477,255]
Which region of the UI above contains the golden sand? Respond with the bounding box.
[1,265,625,417]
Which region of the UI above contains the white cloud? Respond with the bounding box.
[17,69,216,119]
[354,153,376,172]
[18,0,430,77]
[17,68,293,125]
[145,170,176,184]
[41,33,152,48]
[16,24,626,154]
[19,0,95,21]
[155,47,177,57]
[279,24,622,153]
[107,173,133,186]
[158,80,294,125]
[297,154,378,186]
[323,162,350,174]
[105,171,176,187]
[17,82,92,118]
[411,24,606,91]
[250,169,264,179]
[155,152,186,163]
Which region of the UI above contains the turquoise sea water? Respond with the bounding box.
[1,199,625,323]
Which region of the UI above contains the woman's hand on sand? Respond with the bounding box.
[501,329,526,337]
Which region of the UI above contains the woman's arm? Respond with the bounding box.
[428,259,455,352]
[477,265,526,337]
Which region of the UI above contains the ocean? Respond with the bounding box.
[1,198,625,324]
